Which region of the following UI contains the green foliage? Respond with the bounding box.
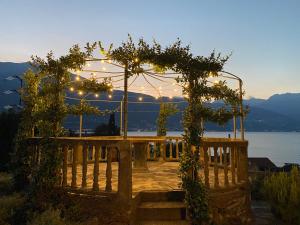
[27,208,82,225]
[263,167,300,224]
[0,193,25,225]
[156,103,178,136]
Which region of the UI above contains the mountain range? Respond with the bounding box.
[1,62,300,132]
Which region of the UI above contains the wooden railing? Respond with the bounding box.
[28,136,248,202]
[144,137,249,188]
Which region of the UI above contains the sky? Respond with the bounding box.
[0,0,300,99]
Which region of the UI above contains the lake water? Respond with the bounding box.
[128,131,300,166]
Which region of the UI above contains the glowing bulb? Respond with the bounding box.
[183,94,189,98]
[134,58,139,62]
[78,91,83,96]
[75,69,80,74]
[184,84,188,88]
[172,82,176,86]
[140,86,145,90]
[95,93,99,98]
[155,96,159,100]
[86,62,91,67]
[101,59,105,64]
[108,59,112,63]
[69,87,74,92]
[108,94,112,99]
[75,76,80,81]
[138,97,143,101]
[102,67,106,71]
[214,80,219,84]
[169,96,173,99]
[109,88,113,92]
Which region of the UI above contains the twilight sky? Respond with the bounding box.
[0,0,299,99]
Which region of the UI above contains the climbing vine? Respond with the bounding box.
[156,103,178,136]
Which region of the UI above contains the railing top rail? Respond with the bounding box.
[27,136,248,146]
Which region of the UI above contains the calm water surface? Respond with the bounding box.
[128,131,300,166]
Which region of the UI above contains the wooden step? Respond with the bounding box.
[138,220,190,225]
[137,201,186,221]
[139,190,185,202]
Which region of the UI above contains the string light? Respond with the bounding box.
[172,82,176,86]
[214,80,219,84]
[108,59,112,63]
[78,91,83,96]
[108,94,112,99]
[69,87,74,92]
[134,58,139,63]
[169,96,173,99]
[86,62,91,67]
[101,59,105,64]
[76,69,80,74]
[75,76,80,81]
[102,67,106,71]
[95,93,99,98]
[138,96,143,101]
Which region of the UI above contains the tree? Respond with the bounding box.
[94,113,120,136]
[156,103,178,136]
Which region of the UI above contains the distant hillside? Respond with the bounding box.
[1,62,300,132]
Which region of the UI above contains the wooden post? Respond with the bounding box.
[175,139,179,160]
[231,146,236,185]
[93,145,100,191]
[81,144,88,188]
[105,147,112,192]
[237,146,241,182]
[214,146,219,188]
[147,143,150,160]
[223,146,229,187]
[208,148,212,164]
[71,144,79,188]
[118,141,132,203]
[62,145,68,187]
[203,146,210,188]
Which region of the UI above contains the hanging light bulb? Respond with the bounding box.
[75,69,80,74]
[108,59,112,63]
[95,93,99,98]
[86,62,91,67]
[169,96,173,99]
[108,94,112,99]
[138,96,143,101]
[155,96,159,100]
[172,82,176,86]
[102,67,106,71]
[214,80,219,84]
[69,87,74,92]
[75,76,80,81]
[109,87,113,92]
[134,57,139,63]
[101,59,105,64]
[78,91,83,96]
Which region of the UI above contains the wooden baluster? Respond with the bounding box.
[220,147,223,165]
[147,143,150,160]
[93,144,100,191]
[175,139,179,160]
[105,147,112,192]
[223,146,229,187]
[62,145,68,188]
[170,140,173,160]
[82,144,88,188]
[71,144,78,188]
[161,143,165,161]
[208,148,212,164]
[153,143,157,160]
[214,146,219,188]
[236,146,241,182]
[203,146,210,188]
[105,146,108,161]
[231,146,236,184]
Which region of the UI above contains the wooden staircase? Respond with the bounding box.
[135,191,189,225]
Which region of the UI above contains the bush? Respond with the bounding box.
[0,173,14,195]
[27,208,83,225]
[263,167,300,224]
[0,193,25,224]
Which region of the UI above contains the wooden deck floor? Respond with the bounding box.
[66,161,234,195]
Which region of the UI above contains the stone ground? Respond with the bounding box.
[67,161,236,195]
[251,201,284,225]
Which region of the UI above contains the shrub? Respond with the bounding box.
[0,173,14,195]
[263,167,300,224]
[0,193,25,224]
[27,208,83,225]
